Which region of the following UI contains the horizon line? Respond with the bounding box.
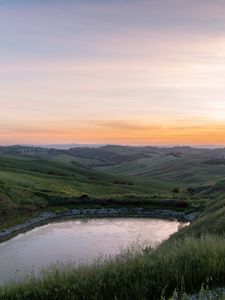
[1,143,225,149]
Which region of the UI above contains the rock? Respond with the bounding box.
[189,287,225,299]
[71,209,81,215]
[184,212,199,222]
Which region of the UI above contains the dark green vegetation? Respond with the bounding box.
[1,145,225,299]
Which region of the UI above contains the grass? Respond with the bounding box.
[0,154,202,229]
[171,197,225,239]
[0,192,224,299]
[1,146,225,299]
[97,154,225,187]
[1,235,225,300]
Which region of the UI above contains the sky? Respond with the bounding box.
[1,0,225,146]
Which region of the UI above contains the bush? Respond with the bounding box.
[80,193,90,199]
[172,188,180,194]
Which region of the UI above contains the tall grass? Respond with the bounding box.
[1,235,225,300]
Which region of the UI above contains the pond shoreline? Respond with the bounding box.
[0,208,198,242]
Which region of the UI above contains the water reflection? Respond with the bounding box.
[0,218,182,285]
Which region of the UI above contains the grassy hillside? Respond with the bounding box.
[0,149,189,229]
[1,144,225,228]
[0,156,152,226]
[1,145,225,298]
[97,154,225,187]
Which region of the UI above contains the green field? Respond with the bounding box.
[1,145,225,227]
[97,154,225,187]
[0,155,159,228]
[1,145,225,299]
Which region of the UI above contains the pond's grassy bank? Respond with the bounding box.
[0,195,196,233]
[1,235,225,300]
[1,196,225,299]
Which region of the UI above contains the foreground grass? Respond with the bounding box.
[1,235,225,300]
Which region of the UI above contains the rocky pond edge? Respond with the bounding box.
[0,208,198,242]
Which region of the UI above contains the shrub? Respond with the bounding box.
[80,193,90,199]
[172,188,180,194]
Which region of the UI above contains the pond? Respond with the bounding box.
[0,218,184,285]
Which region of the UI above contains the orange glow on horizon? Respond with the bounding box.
[1,120,225,146]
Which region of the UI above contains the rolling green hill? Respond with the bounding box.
[1,167,225,300]
[97,154,225,187]
[1,145,225,298]
[0,148,173,228]
[0,157,144,209]
[1,144,225,228]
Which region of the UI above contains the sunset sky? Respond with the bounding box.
[1,0,225,145]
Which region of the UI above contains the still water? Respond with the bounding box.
[0,218,182,285]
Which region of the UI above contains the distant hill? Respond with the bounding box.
[29,144,104,150]
[1,144,225,186]
[1,144,225,228]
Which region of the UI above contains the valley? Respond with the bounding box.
[1,145,225,299]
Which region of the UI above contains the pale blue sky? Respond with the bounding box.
[0,0,225,144]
